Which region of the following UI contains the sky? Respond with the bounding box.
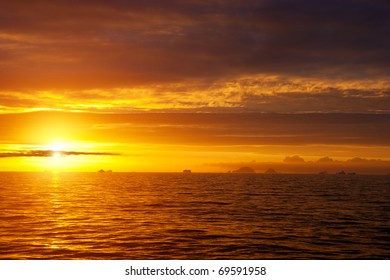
[0,0,389,173]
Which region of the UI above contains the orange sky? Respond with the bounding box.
[0,1,389,173]
[0,111,389,173]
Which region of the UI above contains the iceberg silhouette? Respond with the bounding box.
[264,168,277,174]
[232,167,255,173]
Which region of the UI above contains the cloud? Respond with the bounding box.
[0,150,120,158]
[284,155,305,163]
[317,156,335,163]
[0,0,389,91]
[0,75,389,113]
[0,1,389,114]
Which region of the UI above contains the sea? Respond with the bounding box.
[0,172,389,259]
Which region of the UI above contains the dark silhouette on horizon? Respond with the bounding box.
[264,168,277,174]
[232,167,255,173]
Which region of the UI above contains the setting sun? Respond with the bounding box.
[45,142,71,152]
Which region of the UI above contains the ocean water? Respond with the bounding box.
[0,172,389,259]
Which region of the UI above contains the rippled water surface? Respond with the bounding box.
[0,172,389,259]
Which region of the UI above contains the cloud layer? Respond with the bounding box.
[0,150,120,158]
[210,156,390,174]
[1,111,390,147]
[0,76,389,113]
[2,0,389,84]
[0,1,389,113]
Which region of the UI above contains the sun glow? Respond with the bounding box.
[52,151,61,157]
[45,142,73,152]
[43,141,80,171]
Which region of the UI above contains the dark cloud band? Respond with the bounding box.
[0,0,389,90]
[0,150,120,158]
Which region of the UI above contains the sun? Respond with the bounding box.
[45,142,72,152]
[52,151,61,157]
[38,141,106,171]
[42,141,74,170]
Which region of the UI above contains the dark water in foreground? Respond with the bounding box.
[0,172,389,259]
